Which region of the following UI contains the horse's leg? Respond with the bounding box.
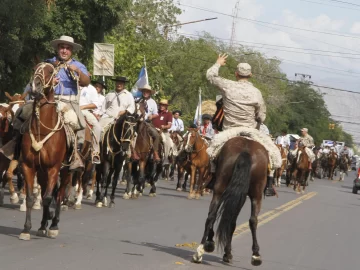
[192,192,221,263]
[248,195,263,266]
[149,163,161,197]
[74,169,85,210]
[48,168,71,239]
[95,164,102,204]
[134,160,146,199]
[5,160,19,204]
[183,172,189,191]
[176,164,183,191]
[188,166,196,199]
[195,167,205,200]
[19,164,35,241]
[36,170,51,237]
[110,156,123,207]
[123,161,132,199]
[102,161,113,207]
[87,169,96,199]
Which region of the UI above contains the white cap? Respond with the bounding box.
[237,63,252,76]
[301,128,308,132]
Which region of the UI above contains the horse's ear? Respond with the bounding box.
[4,92,13,101]
[20,91,28,100]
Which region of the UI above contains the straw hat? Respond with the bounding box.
[138,84,156,95]
[159,99,169,106]
[50,35,82,51]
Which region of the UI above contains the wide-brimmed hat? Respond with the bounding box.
[202,114,212,120]
[237,63,252,76]
[111,76,129,83]
[50,35,82,51]
[159,99,169,106]
[138,84,156,95]
[91,79,107,90]
[189,123,198,129]
[301,128,308,132]
[173,110,182,116]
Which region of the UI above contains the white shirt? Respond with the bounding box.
[101,89,135,118]
[275,135,290,148]
[144,98,158,120]
[170,118,184,132]
[79,85,99,108]
[93,93,105,115]
[259,123,270,135]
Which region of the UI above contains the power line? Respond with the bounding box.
[180,32,360,61]
[179,3,360,40]
[321,0,360,7]
[300,0,360,10]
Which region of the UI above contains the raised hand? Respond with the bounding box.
[216,53,228,66]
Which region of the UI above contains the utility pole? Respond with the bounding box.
[230,0,240,49]
[163,17,218,40]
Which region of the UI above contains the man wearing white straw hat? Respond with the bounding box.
[205,54,282,196]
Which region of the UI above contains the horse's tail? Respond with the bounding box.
[216,151,251,251]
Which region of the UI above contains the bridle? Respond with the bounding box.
[185,130,206,156]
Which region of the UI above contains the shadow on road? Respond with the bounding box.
[121,240,250,269]
[0,225,38,239]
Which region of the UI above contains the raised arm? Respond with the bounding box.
[206,54,229,92]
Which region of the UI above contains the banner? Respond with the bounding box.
[132,67,148,98]
[194,91,202,125]
[93,43,114,76]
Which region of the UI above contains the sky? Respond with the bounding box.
[176,0,360,144]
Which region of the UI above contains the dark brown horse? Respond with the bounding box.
[20,62,71,240]
[328,151,337,180]
[192,137,268,265]
[292,146,310,194]
[184,128,210,199]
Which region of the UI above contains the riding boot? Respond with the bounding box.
[130,145,140,161]
[153,151,161,163]
[69,151,84,172]
[265,176,276,196]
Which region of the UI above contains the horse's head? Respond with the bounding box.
[32,62,57,98]
[185,127,200,153]
[116,111,138,144]
[136,98,146,119]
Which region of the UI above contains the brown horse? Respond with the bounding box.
[184,128,210,199]
[19,62,71,240]
[328,151,337,180]
[175,132,191,191]
[274,145,287,187]
[292,146,310,194]
[169,130,183,180]
[192,137,268,265]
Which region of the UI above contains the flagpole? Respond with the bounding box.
[144,55,148,84]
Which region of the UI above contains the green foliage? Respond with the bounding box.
[0,0,353,146]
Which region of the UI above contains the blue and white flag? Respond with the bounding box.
[132,67,148,99]
[193,91,202,125]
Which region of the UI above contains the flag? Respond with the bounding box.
[132,67,148,98]
[193,91,202,125]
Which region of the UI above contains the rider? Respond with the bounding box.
[206,54,281,196]
[99,76,135,138]
[10,35,90,172]
[199,114,215,141]
[170,110,184,133]
[91,79,106,120]
[298,128,316,169]
[138,84,160,162]
[275,129,290,155]
[152,99,174,165]
[79,81,101,164]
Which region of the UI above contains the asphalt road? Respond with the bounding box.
[0,171,359,270]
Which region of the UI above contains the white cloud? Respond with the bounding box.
[350,22,360,34]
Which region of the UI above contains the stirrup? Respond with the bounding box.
[92,152,101,164]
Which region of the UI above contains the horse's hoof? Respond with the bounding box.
[109,202,115,208]
[301,190,305,194]
[61,205,68,211]
[149,193,156,197]
[120,181,127,186]
[145,182,151,187]
[139,193,143,197]
[19,193,26,200]
[10,193,19,204]
[192,254,203,264]
[47,229,59,239]
[96,202,103,208]
[102,197,108,207]
[86,190,93,200]
[223,254,233,263]
[188,194,195,200]
[123,194,130,200]
[36,229,47,237]
[32,201,41,210]
[74,204,82,210]
[19,203,27,212]
[195,194,201,200]
[204,241,215,253]
[176,188,182,192]
[19,233,31,241]
[251,255,262,266]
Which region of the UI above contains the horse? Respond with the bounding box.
[310,148,321,180]
[192,137,268,265]
[292,146,310,194]
[95,111,137,207]
[274,145,287,187]
[175,134,192,191]
[184,127,210,199]
[19,62,72,240]
[338,154,348,182]
[328,151,338,180]
[168,130,184,180]
[320,153,329,179]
